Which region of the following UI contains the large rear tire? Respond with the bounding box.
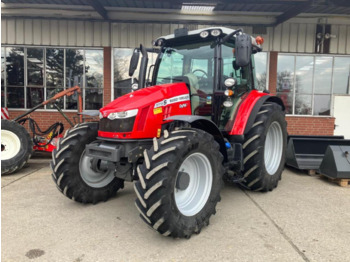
[240,102,287,191]
[134,128,224,238]
[51,122,124,204]
[1,119,33,175]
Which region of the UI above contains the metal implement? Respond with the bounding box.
[286,135,350,170]
[319,146,350,179]
[13,86,83,124]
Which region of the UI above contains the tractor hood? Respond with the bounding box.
[99,82,190,118]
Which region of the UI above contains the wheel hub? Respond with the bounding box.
[176,171,190,190]
[90,158,109,173]
[174,152,213,217]
[79,149,115,188]
[1,130,21,160]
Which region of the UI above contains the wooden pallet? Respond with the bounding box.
[308,169,318,176]
[322,175,350,187]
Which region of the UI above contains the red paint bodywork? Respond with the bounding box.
[98,83,269,139]
[229,90,268,135]
[33,135,62,152]
[99,83,192,139]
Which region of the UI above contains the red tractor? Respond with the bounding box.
[51,27,287,238]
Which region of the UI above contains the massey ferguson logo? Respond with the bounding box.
[154,94,190,108]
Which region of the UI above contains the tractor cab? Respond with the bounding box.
[130,27,264,131]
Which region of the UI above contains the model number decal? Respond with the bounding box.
[154,94,190,108]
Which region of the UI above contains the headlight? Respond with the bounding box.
[224,78,236,87]
[107,109,138,120]
[131,83,139,91]
[200,31,209,38]
[99,112,103,119]
[211,29,221,37]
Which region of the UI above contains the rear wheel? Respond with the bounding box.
[240,102,287,191]
[1,120,33,175]
[134,128,224,238]
[51,122,124,204]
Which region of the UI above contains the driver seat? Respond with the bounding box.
[185,73,200,114]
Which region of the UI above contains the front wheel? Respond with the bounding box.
[1,120,33,175]
[134,128,224,238]
[51,122,124,204]
[240,102,287,191]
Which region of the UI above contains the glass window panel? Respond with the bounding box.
[114,48,136,99]
[66,95,78,110]
[222,44,252,91]
[66,49,84,109]
[66,49,84,89]
[27,87,44,108]
[46,88,64,109]
[314,56,333,94]
[277,55,295,92]
[7,87,24,108]
[46,48,64,88]
[254,52,267,91]
[333,57,350,94]
[156,49,184,84]
[295,94,312,115]
[6,47,24,86]
[85,88,102,110]
[85,49,103,89]
[276,91,293,114]
[27,48,44,86]
[295,56,313,94]
[1,47,5,107]
[113,48,158,99]
[314,95,331,116]
[146,52,158,85]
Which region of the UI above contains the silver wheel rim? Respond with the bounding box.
[79,149,115,188]
[264,121,283,175]
[174,152,212,216]
[1,130,21,160]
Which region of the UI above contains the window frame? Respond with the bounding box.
[2,45,104,112]
[277,53,350,117]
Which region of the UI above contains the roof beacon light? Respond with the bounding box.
[256,36,264,45]
[200,31,209,38]
[211,29,221,37]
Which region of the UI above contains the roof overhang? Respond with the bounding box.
[1,0,350,27]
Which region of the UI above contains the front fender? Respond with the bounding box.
[165,115,227,161]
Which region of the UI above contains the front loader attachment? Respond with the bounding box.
[285,135,350,171]
[319,145,350,179]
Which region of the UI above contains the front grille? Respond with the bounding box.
[99,117,136,132]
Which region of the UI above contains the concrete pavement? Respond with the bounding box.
[2,155,350,262]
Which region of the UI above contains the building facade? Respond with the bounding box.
[1,1,350,136]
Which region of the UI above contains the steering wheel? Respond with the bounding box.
[192,69,208,80]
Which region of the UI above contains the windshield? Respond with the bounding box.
[155,41,215,95]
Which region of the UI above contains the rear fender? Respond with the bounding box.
[244,95,285,135]
[229,91,285,136]
[165,115,227,161]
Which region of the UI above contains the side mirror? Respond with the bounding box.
[129,48,140,77]
[235,33,252,67]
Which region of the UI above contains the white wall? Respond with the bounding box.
[333,96,350,139]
